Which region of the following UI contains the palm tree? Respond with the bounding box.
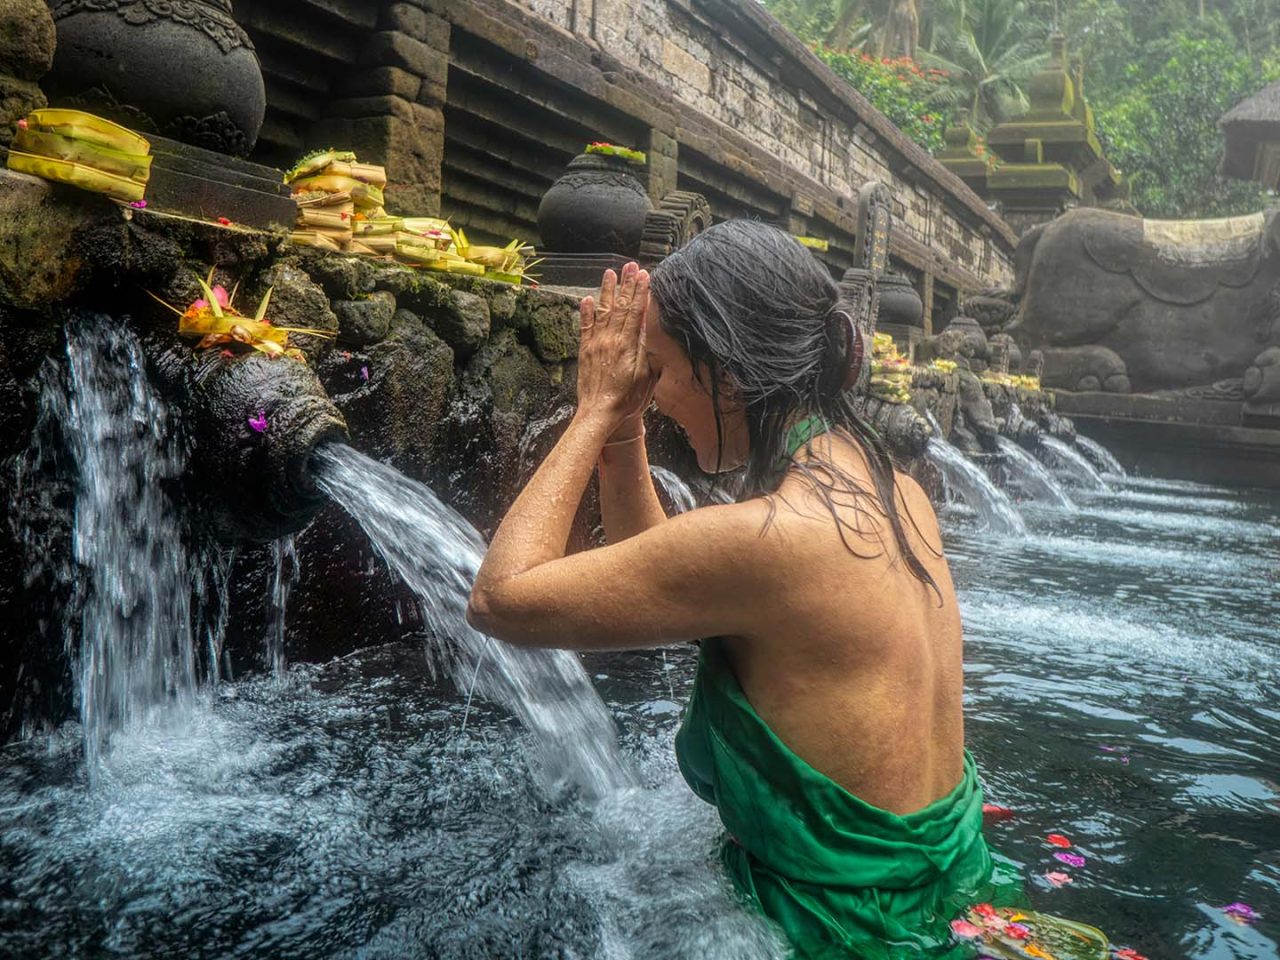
[921,0,1050,131]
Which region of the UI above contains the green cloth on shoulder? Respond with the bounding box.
[675,638,995,959]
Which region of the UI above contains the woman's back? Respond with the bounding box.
[719,431,966,816]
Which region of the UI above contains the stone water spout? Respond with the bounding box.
[149,343,348,541]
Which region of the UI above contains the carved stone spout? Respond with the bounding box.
[149,344,348,541]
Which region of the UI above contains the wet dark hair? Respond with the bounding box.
[649,219,940,594]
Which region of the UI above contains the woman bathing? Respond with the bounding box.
[468,221,993,958]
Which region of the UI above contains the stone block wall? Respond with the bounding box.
[231,0,1013,322]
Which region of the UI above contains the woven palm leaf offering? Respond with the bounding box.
[870,332,912,404]
[149,269,336,363]
[6,108,152,202]
[452,228,540,284]
[285,149,387,250]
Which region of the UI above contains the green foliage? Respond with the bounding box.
[766,0,1278,217]
[1093,35,1270,218]
[920,0,1049,132]
[814,47,949,151]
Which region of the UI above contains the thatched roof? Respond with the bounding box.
[1221,80,1280,127]
[1220,81,1280,186]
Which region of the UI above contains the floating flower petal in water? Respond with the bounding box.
[1045,871,1073,887]
[1046,833,1072,847]
[1054,852,1086,868]
[1222,902,1259,923]
[950,919,983,939]
[982,803,1015,821]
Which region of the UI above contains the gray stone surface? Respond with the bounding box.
[0,75,45,157]
[0,0,56,81]
[334,290,396,345]
[256,260,339,356]
[432,289,490,355]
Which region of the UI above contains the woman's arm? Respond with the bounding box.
[468,263,772,648]
[598,416,668,543]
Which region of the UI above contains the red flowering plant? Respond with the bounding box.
[813,47,948,153]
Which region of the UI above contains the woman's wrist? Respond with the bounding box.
[606,415,645,444]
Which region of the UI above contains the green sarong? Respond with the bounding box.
[675,638,995,959]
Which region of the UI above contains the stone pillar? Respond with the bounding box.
[0,0,56,161]
[314,1,449,216]
[921,271,935,336]
[646,128,678,203]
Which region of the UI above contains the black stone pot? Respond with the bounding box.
[536,152,653,255]
[44,0,266,156]
[875,272,924,327]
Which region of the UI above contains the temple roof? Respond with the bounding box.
[1220,80,1280,187]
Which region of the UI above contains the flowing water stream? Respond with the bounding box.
[925,437,1028,537]
[311,442,633,801]
[1076,435,1128,477]
[996,436,1077,509]
[25,319,204,783]
[1042,436,1110,490]
[1,348,1276,958]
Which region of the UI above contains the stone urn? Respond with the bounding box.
[537,152,653,255]
[44,0,266,156]
[875,272,924,327]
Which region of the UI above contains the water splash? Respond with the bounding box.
[923,415,1025,536]
[650,465,698,514]
[517,402,576,475]
[1075,435,1127,477]
[264,535,298,677]
[312,443,634,799]
[1041,437,1108,490]
[995,436,1075,510]
[40,318,199,780]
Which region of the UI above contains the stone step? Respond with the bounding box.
[147,134,291,196]
[143,133,296,229]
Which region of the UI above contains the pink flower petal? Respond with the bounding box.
[1047,833,1072,848]
[360,365,369,381]
[950,919,983,939]
[1045,871,1073,887]
[248,409,268,433]
[982,803,1014,821]
[212,285,230,307]
[1222,902,1259,923]
[1054,852,1086,868]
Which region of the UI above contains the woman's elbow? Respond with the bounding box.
[465,585,498,635]
[466,584,531,645]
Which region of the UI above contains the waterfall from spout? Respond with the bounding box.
[40,318,200,779]
[1041,436,1109,490]
[1076,435,1128,477]
[264,535,298,676]
[312,443,634,799]
[650,465,697,514]
[923,414,1026,536]
[995,437,1076,510]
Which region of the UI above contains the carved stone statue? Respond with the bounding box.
[921,313,999,454]
[998,207,1280,394]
